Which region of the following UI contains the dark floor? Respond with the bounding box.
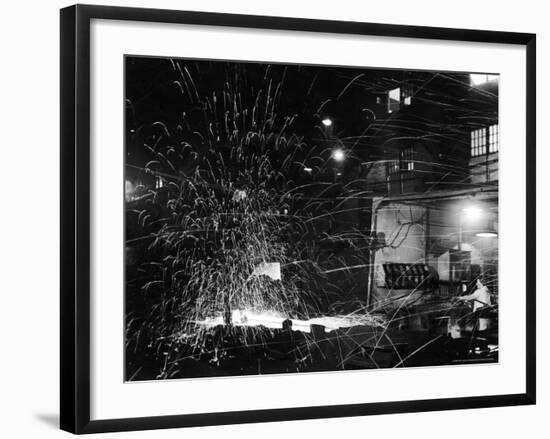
[126,320,498,381]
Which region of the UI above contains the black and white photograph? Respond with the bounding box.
[0,0,543,436]
[124,57,500,381]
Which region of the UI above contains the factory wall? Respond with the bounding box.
[370,196,498,309]
[371,202,428,308]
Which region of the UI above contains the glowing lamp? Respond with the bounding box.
[321,117,332,127]
[332,149,345,162]
[462,205,483,223]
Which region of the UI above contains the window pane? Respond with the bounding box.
[389,87,400,101]
[488,124,499,153]
[387,87,400,113]
[400,147,415,171]
[470,127,487,157]
[402,83,412,106]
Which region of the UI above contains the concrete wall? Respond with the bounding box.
[371,202,428,308]
[470,152,498,185]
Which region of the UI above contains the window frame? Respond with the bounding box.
[470,124,499,158]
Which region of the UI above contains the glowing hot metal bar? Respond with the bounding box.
[194,308,384,333]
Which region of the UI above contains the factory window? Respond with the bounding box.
[387,159,400,175]
[402,83,413,106]
[471,124,499,157]
[470,128,487,157]
[488,124,499,153]
[470,73,499,86]
[401,146,415,171]
[387,87,401,113]
[387,84,413,113]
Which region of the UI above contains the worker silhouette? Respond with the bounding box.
[456,278,492,331]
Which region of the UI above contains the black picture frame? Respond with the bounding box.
[60,4,536,434]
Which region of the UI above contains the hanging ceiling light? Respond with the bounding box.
[476,228,498,238]
[475,217,498,237]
